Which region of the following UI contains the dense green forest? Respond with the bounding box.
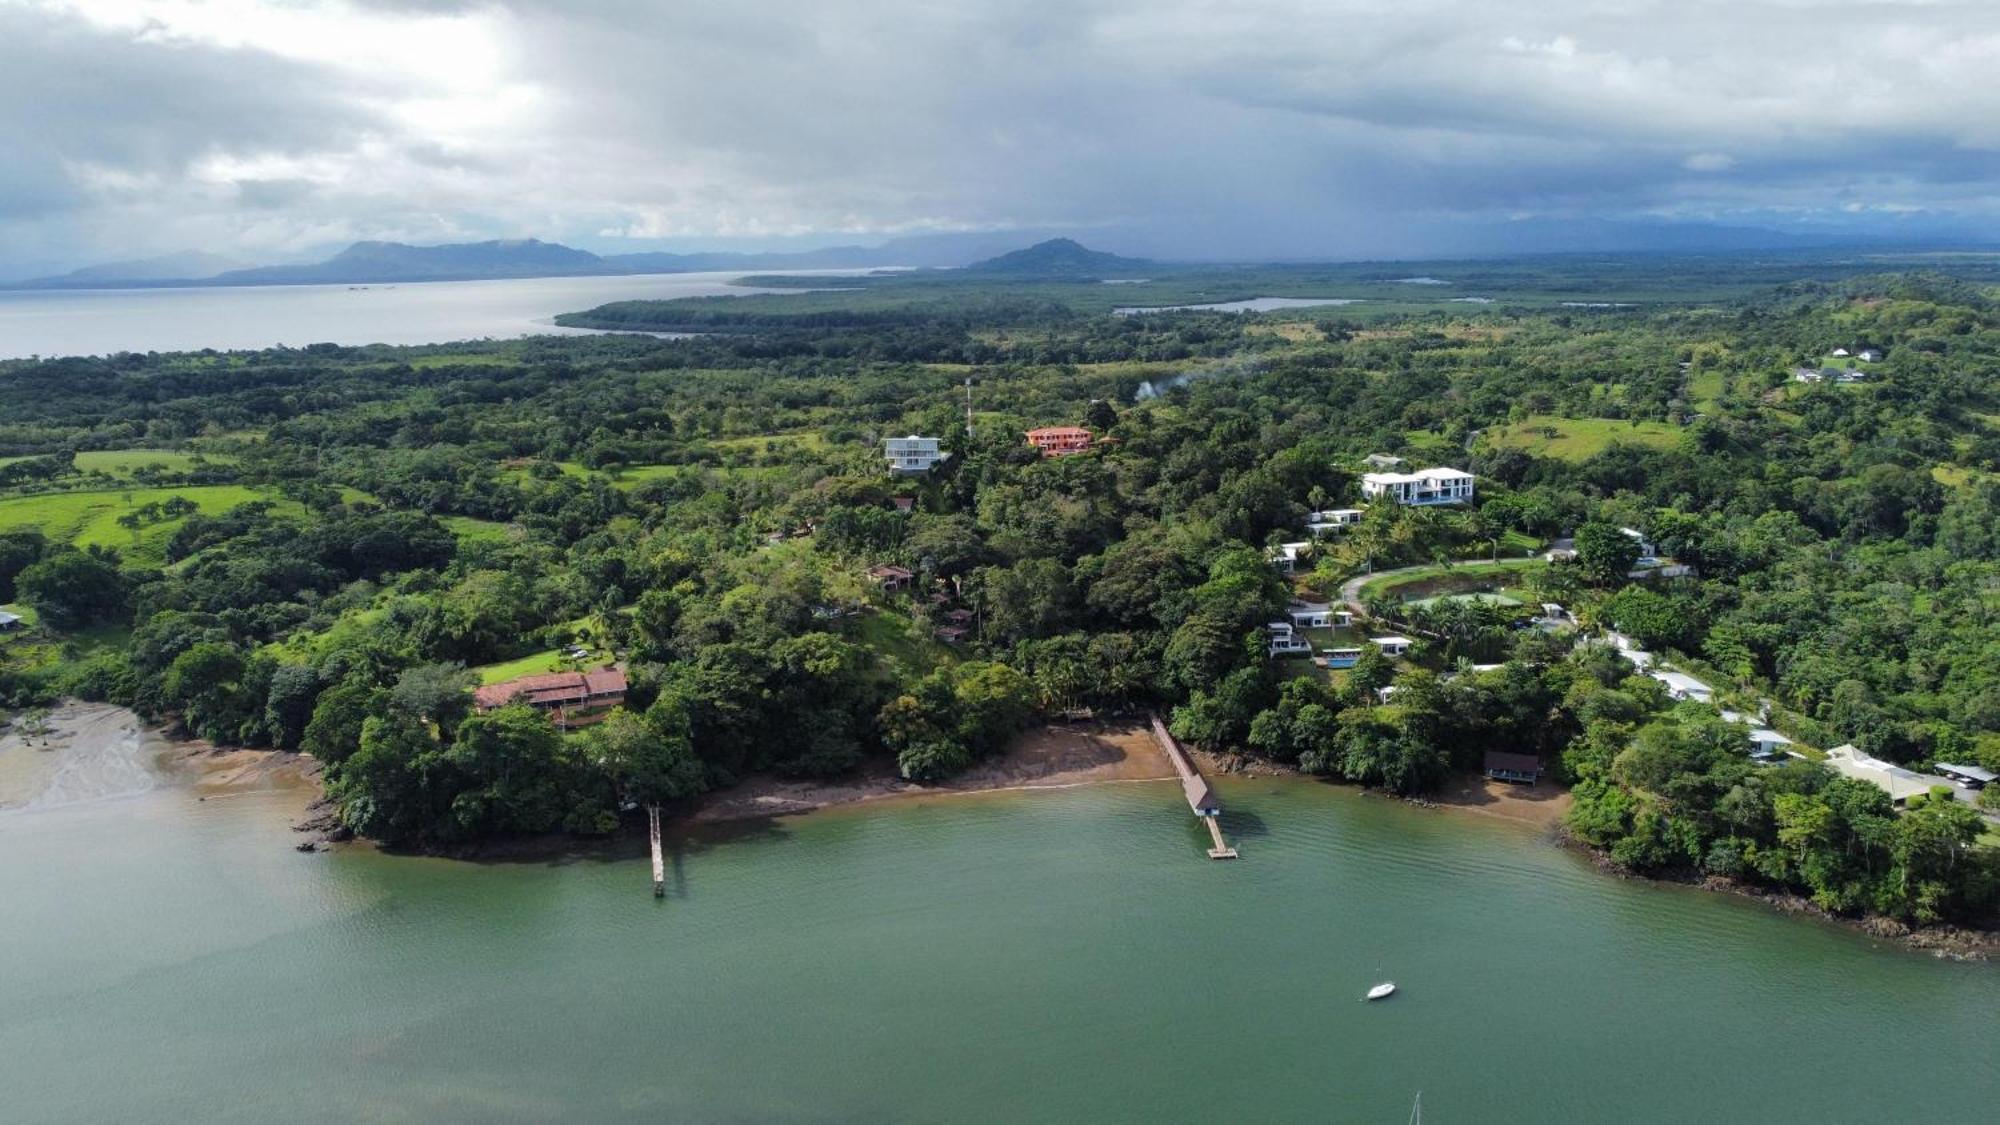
[2,259,1998,925]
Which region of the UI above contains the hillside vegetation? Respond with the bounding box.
[1,258,1997,925]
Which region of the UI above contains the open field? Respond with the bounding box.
[442,515,517,543]
[1481,414,1681,460]
[72,449,207,476]
[0,485,287,566]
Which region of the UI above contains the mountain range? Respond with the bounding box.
[5,219,1919,291]
[7,231,1096,290]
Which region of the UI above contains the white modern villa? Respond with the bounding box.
[1360,467,1475,506]
[884,435,946,475]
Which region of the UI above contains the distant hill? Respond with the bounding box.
[17,250,249,289]
[6,231,1080,290]
[965,238,1152,276]
[207,239,620,286]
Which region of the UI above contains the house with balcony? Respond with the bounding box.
[1265,621,1313,657]
[1025,426,1093,457]
[1360,467,1474,506]
[884,435,946,475]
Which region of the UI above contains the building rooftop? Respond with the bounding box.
[1650,670,1713,695]
[1936,762,1998,784]
[1826,744,1940,803]
[474,668,626,711]
[1362,467,1474,485]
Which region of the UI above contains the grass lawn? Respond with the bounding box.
[1482,414,1681,461]
[1687,369,1727,411]
[497,459,589,482]
[1932,464,1993,489]
[708,431,831,454]
[0,485,290,566]
[470,649,575,685]
[1358,558,1543,603]
[443,515,517,543]
[1405,591,1524,610]
[848,608,954,676]
[608,463,795,489]
[71,449,209,476]
[407,353,521,369]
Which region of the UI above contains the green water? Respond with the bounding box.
[3,772,1996,1122]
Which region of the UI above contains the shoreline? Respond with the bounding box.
[1559,830,1999,961]
[19,703,1994,956]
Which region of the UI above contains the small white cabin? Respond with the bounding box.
[1371,636,1413,657]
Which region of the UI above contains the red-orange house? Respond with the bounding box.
[1026,426,1092,457]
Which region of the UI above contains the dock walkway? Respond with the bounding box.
[1148,713,1238,859]
[648,805,666,897]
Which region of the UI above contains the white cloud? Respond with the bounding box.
[7,0,2000,271]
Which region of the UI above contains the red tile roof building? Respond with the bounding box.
[473,668,627,727]
[1025,426,1092,457]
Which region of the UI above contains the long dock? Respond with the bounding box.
[1148,713,1238,859]
[648,805,666,897]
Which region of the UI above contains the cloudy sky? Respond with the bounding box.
[4,0,1999,275]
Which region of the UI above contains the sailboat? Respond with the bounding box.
[1366,981,1396,1000]
[1409,1092,1422,1124]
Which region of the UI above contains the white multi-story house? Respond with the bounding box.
[884,435,945,475]
[1360,467,1474,506]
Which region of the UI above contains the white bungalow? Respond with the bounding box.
[1831,347,1851,358]
[1825,744,1940,806]
[1371,635,1413,657]
[1360,467,1474,506]
[1650,670,1714,703]
[1287,601,1350,629]
[884,435,945,475]
[1269,541,1312,574]
[1306,508,1365,536]
[1363,453,1406,470]
[1620,527,1658,561]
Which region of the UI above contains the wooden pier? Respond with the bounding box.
[648,805,666,897]
[1148,713,1238,859]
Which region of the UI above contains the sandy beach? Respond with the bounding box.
[1431,773,1573,829]
[692,717,1177,823]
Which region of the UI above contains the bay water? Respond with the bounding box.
[1,727,1994,1122]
